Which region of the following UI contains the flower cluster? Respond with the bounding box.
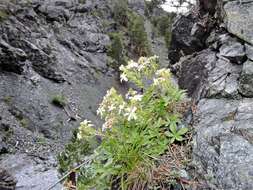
[153,68,171,87]
[77,120,96,140]
[97,88,125,119]
[72,56,188,189]
[126,89,143,102]
[119,56,159,88]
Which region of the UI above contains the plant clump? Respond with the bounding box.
[59,56,190,189]
[107,32,127,69]
[128,12,150,56]
[51,95,67,108]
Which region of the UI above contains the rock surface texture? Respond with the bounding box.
[0,0,125,189]
[171,0,253,189]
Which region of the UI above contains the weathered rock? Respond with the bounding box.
[207,57,242,98]
[0,167,17,190]
[239,60,253,97]
[245,43,253,61]
[176,48,242,100]
[193,98,253,190]
[0,0,125,189]
[168,13,203,64]
[219,39,246,64]
[37,4,70,22]
[176,49,216,100]
[0,154,62,190]
[224,1,253,45]
[128,0,145,15]
[0,39,27,74]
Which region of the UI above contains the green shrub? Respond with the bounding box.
[107,32,127,68]
[51,95,67,108]
[62,56,188,189]
[112,0,129,27]
[151,14,175,48]
[58,129,96,174]
[128,13,150,56]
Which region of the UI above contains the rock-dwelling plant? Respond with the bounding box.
[61,56,188,189]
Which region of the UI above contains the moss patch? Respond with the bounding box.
[51,95,67,108]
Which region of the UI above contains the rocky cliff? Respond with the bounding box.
[1,0,253,189]
[0,0,173,189]
[0,0,127,189]
[171,0,253,189]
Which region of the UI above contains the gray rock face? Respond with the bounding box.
[219,39,246,64]
[193,98,253,190]
[176,49,216,100]
[168,0,218,64]
[245,43,253,61]
[172,2,253,187]
[224,0,253,45]
[0,0,124,189]
[239,60,253,97]
[0,167,17,190]
[175,47,242,101]
[0,154,62,190]
[168,13,203,64]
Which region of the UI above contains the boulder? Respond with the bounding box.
[219,40,246,64]
[193,98,253,190]
[177,49,217,100]
[168,13,204,64]
[207,58,242,98]
[224,1,253,45]
[0,167,17,190]
[239,60,253,97]
[176,48,242,100]
[0,39,27,74]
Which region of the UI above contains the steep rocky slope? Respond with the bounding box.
[0,0,126,189]
[171,0,253,189]
[0,0,170,189]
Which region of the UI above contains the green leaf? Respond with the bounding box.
[165,131,174,138]
[170,137,175,144]
[175,135,183,142]
[177,127,188,135]
[169,123,177,134]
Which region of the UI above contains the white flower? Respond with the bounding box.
[127,60,138,69]
[77,133,82,140]
[120,73,128,82]
[137,64,145,71]
[97,107,104,116]
[124,106,137,121]
[119,65,125,71]
[108,104,116,111]
[119,103,126,114]
[131,94,143,101]
[155,68,171,77]
[126,90,137,99]
[153,78,160,86]
[80,119,93,128]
